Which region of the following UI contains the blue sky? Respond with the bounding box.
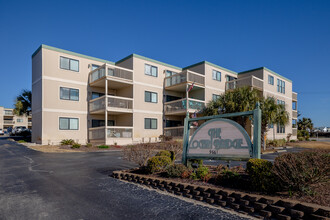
[0,0,329,126]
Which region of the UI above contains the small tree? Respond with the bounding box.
[14,89,31,116]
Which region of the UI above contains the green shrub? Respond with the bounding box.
[311,139,316,141]
[165,164,190,178]
[290,140,296,142]
[273,150,330,193]
[146,156,172,173]
[298,137,304,141]
[190,166,211,182]
[267,139,286,147]
[298,130,310,140]
[188,159,203,168]
[71,143,81,149]
[86,143,92,147]
[156,150,171,158]
[18,140,26,143]
[98,145,109,149]
[60,139,75,145]
[246,159,279,192]
[216,169,241,187]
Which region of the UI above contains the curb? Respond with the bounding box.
[111,170,330,220]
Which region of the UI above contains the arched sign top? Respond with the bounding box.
[188,118,252,159]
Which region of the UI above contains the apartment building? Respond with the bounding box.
[31,45,297,145]
[0,107,32,132]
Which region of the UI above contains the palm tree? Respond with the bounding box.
[202,87,290,151]
[260,97,289,150]
[202,87,259,129]
[298,117,313,131]
[13,89,31,116]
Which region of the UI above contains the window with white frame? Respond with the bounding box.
[268,75,274,85]
[277,124,285,133]
[59,117,79,130]
[145,91,158,103]
[145,64,158,77]
[145,118,157,129]
[212,70,221,81]
[60,57,79,72]
[212,94,220,101]
[60,87,79,101]
[277,79,285,94]
[17,119,23,123]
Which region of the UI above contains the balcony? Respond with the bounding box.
[292,92,298,101]
[225,76,263,91]
[89,95,133,114]
[4,111,14,117]
[164,70,205,91]
[164,126,197,137]
[292,111,298,119]
[3,119,14,125]
[89,126,133,144]
[89,64,133,87]
[164,98,205,115]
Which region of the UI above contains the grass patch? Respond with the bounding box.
[287,141,330,149]
[98,145,109,149]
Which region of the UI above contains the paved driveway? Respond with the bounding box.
[0,139,249,220]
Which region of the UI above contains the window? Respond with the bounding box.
[60,87,79,101]
[212,70,221,81]
[268,75,274,85]
[17,119,23,123]
[226,75,236,81]
[60,57,79,72]
[91,92,104,99]
[277,99,285,109]
[4,110,12,115]
[292,101,297,110]
[165,70,177,77]
[92,64,100,71]
[292,119,297,128]
[145,91,158,103]
[277,124,285,133]
[91,120,115,127]
[277,79,285,94]
[212,94,220,101]
[145,64,158,77]
[145,118,157,129]
[59,117,79,130]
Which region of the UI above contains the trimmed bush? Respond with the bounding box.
[98,145,109,149]
[266,139,286,147]
[298,137,304,141]
[146,156,172,173]
[290,140,296,142]
[246,159,279,192]
[156,150,171,158]
[188,159,203,168]
[86,143,92,147]
[273,150,330,192]
[165,164,190,178]
[71,143,81,149]
[60,139,75,145]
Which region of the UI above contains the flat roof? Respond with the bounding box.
[32,44,292,82]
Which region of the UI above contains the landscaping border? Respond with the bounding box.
[112,170,330,220]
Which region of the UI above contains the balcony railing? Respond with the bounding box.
[4,120,14,124]
[225,76,263,90]
[292,111,298,118]
[89,95,133,112]
[89,65,133,84]
[89,96,106,112]
[164,126,197,137]
[108,95,133,110]
[89,127,105,140]
[164,98,205,114]
[292,128,297,136]
[107,127,133,138]
[165,70,205,87]
[292,92,298,101]
[4,111,13,116]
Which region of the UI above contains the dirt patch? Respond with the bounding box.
[287,141,330,149]
[23,144,121,153]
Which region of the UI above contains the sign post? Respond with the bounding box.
[182,103,261,165]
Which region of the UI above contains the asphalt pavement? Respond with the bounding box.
[0,139,250,220]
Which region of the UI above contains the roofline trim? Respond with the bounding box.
[32,44,116,65]
[182,61,237,75]
[116,54,182,71]
[239,67,292,82]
